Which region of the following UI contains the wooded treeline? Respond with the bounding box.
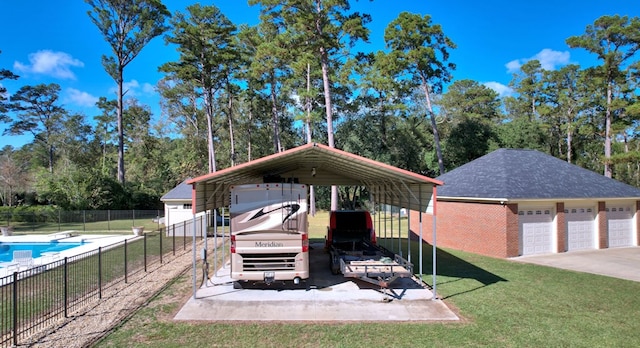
[1,1,639,210]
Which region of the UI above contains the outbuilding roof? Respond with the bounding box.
[160,179,192,201]
[437,148,640,201]
[187,142,442,212]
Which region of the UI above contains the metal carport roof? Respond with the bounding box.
[187,142,442,213]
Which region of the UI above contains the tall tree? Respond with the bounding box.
[94,97,118,175]
[540,64,584,162]
[85,0,170,184]
[384,12,456,175]
[507,60,544,121]
[3,83,67,173]
[566,15,640,178]
[237,21,291,154]
[0,50,19,118]
[439,79,501,168]
[0,146,30,206]
[161,4,237,173]
[251,0,371,210]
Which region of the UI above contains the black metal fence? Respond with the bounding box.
[0,210,164,233]
[0,216,208,348]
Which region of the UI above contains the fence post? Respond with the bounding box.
[58,209,61,231]
[124,239,128,284]
[172,224,176,256]
[160,229,163,264]
[183,221,186,250]
[64,257,68,318]
[108,210,111,231]
[83,210,86,232]
[12,272,18,347]
[132,209,135,227]
[144,233,147,272]
[98,247,102,299]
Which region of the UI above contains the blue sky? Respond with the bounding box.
[1,0,638,149]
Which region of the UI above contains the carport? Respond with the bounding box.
[186,142,442,300]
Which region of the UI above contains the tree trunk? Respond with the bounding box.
[227,90,236,166]
[306,63,316,216]
[48,144,54,174]
[270,72,282,153]
[421,82,445,175]
[320,47,338,211]
[117,67,125,184]
[204,87,216,173]
[566,111,573,163]
[604,82,612,178]
[248,107,253,162]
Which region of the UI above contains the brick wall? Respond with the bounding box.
[556,202,566,252]
[597,201,607,248]
[410,201,518,258]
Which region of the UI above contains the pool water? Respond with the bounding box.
[0,241,86,263]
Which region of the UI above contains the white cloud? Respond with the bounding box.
[505,48,570,73]
[534,48,570,70]
[66,88,98,107]
[110,80,156,97]
[13,50,84,79]
[483,82,513,97]
[505,60,522,73]
[142,83,155,94]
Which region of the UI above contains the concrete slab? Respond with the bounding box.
[513,247,640,282]
[174,243,458,322]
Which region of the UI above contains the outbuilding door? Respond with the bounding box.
[566,207,596,251]
[607,206,635,248]
[519,208,554,255]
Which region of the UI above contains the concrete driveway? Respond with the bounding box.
[513,247,640,282]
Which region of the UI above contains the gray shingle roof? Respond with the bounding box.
[160,179,192,201]
[437,148,640,200]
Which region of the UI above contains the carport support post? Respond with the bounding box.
[223,207,227,266]
[419,189,423,279]
[407,187,411,263]
[432,185,437,301]
[213,204,218,274]
[192,209,197,299]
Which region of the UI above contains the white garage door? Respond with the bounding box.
[566,207,596,251]
[519,208,554,255]
[607,206,635,248]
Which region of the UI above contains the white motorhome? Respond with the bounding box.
[229,183,309,285]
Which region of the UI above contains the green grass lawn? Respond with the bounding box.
[5,219,162,235]
[95,211,640,347]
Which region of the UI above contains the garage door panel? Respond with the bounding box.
[520,209,553,256]
[566,208,595,251]
[607,207,634,248]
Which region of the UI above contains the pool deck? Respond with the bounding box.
[0,233,138,278]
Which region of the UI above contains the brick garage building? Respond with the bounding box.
[411,149,640,258]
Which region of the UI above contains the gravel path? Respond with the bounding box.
[23,243,202,348]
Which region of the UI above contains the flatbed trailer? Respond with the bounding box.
[338,249,413,288]
[326,210,413,289]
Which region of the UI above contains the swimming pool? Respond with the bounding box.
[0,241,87,263]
